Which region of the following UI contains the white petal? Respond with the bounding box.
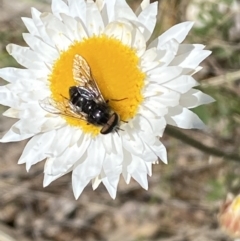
[31,8,53,46]
[22,17,39,37]
[69,127,82,147]
[3,102,42,119]
[146,90,180,108]
[36,117,66,133]
[140,0,150,9]
[0,85,20,108]
[3,108,19,118]
[60,13,88,41]
[103,153,122,182]
[141,100,167,120]
[122,151,132,184]
[43,173,64,187]
[110,133,123,162]
[180,89,215,108]
[92,175,102,190]
[147,41,179,70]
[128,155,148,189]
[114,0,138,20]
[76,132,92,153]
[104,20,146,57]
[102,0,115,22]
[141,48,157,63]
[72,138,105,199]
[138,115,166,138]
[22,33,59,63]
[140,48,159,71]
[148,66,182,84]
[155,21,194,47]
[18,131,55,170]
[19,90,48,105]
[157,39,180,66]
[148,139,168,164]
[0,67,46,83]
[0,120,34,142]
[138,104,159,118]
[166,106,205,129]
[40,13,72,50]
[191,66,203,75]
[135,0,150,15]
[4,80,49,105]
[2,113,64,139]
[142,86,160,98]
[101,134,113,154]
[46,126,75,157]
[67,0,86,23]
[138,2,158,41]
[131,136,157,163]
[104,0,137,22]
[72,176,89,199]
[6,44,47,70]
[102,135,123,176]
[86,1,104,36]
[43,167,72,187]
[170,49,211,69]
[47,144,81,176]
[162,75,199,93]
[46,132,91,176]
[102,174,119,199]
[149,117,166,136]
[131,26,146,57]
[6,77,47,92]
[1,81,48,109]
[177,44,205,55]
[104,21,133,47]
[51,0,70,19]
[145,162,152,176]
[122,130,146,157]
[95,0,104,11]
[40,12,71,38]
[45,29,72,52]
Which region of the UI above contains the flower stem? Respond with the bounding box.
[165,126,240,162]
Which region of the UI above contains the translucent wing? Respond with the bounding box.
[39,96,88,121]
[73,54,105,103]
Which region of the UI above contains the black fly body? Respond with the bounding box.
[39,54,120,134]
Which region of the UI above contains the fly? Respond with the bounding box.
[39,55,121,134]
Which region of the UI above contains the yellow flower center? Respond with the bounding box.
[49,35,145,135]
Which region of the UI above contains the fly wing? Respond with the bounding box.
[39,97,62,114]
[39,96,88,121]
[73,54,105,103]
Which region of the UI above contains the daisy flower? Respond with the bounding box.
[0,0,214,199]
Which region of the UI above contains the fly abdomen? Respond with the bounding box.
[69,86,97,116]
[68,84,120,134]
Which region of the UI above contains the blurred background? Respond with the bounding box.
[1,0,240,240]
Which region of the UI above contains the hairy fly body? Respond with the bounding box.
[69,85,119,134]
[39,54,120,134]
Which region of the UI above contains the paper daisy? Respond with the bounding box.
[0,0,214,199]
